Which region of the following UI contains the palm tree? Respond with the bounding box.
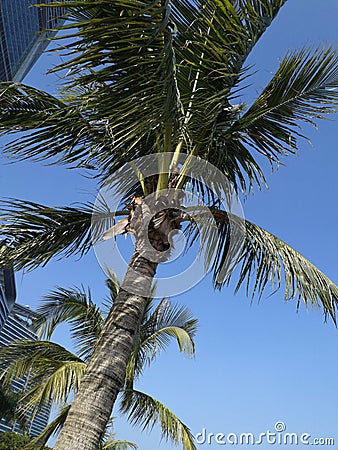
[34,412,137,450]
[0,280,197,449]
[0,382,30,434]
[0,384,20,424]
[87,419,138,450]
[0,1,337,448]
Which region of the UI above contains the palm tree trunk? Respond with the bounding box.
[53,250,157,450]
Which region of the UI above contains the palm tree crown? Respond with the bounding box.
[0,0,337,320]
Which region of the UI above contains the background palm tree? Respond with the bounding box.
[91,419,137,450]
[0,382,30,434]
[0,280,197,450]
[0,1,337,449]
[0,431,52,450]
[0,384,20,424]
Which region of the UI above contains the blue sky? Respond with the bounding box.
[1,1,337,448]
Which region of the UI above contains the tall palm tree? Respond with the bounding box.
[0,280,197,449]
[0,1,337,449]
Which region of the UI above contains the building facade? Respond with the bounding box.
[0,302,51,438]
[0,0,65,81]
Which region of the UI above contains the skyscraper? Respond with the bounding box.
[0,260,50,437]
[0,303,51,438]
[0,0,65,81]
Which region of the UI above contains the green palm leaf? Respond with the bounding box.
[28,404,71,449]
[0,385,21,425]
[101,440,137,450]
[1,1,287,181]
[1,3,336,196]
[126,298,197,387]
[0,199,114,270]
[28,405,138,450]
[204,46,338,194]
[34,286,104,360]
[229,46,338,164]
[120,389,196,450]
[104,276,120,306]
[49,0,286,92]
[201,210,338,323]
[46,0,184,175]
[170,0,286,138]
[140,298,197,360]
[0,340,85,409]
[0,82,110,168]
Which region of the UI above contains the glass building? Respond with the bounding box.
[0,0,65,81]
[0,297,51,437]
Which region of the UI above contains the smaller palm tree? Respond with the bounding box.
[0,279,198,450]
[38,413,137,450]
[96,421,137,450]
[0,384,20,424]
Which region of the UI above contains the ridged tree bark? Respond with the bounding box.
[53,194,183,450]
[53,251,157,450]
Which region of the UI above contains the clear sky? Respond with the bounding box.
[1,1,337,449]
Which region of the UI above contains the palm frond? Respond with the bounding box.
[99,0,287,181]
[0,199,114,270]
[20,361,85,414]
[125,298,197,387]
[28,404,71,449]
[171,0,286,126]
[195,210,338,323]
[101,440,137,450]
[0,340,85,408]
[229,46,338,164]
[0,340,81,383]
[31,1,286,183]
[104,276,120,305]
[0,385,21,425]
[34,286,104,360]
[101,276,124,318]
[42,0,184,175]
[204,46,338,194]
[29,405,137,450]
[120,389,196,450]
[0,82,110,168]
[141,298,197,357]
